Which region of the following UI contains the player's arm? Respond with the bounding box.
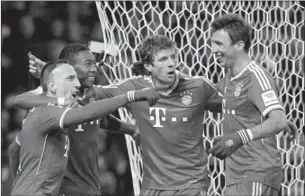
[12,86,78,110]
[203,78,223,113]
[101,114,138,136]
[93,77,141,100]
[62,86,166,129]
[209,74,287,159]
[8,136,21,179]
[244,76,287,140]
[12,86,57,110]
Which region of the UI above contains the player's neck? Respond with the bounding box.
[231,55,251,77]
[152,75,176,90]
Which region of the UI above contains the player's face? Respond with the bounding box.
[211,29,238,68]
[147,48,178,86]
[52,64,81,98]
[72,50,97,88]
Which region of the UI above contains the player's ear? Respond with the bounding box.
[234,41,245,52]
[48,80,57,93]
[144,63,153,72]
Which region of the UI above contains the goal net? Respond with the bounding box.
[95,1,304,195]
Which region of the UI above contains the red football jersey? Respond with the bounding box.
[94,72,222,191]
[29,87,101,195]
[218,62,284,190]
[11,104,70,195]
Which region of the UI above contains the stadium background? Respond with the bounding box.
[1,1,304,196]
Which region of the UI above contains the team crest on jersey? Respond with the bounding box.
[180,91,193,105]
[89,97,95,103]
[234,82,243,97]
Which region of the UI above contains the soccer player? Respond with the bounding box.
[11,60,162,195]
[89,35,223,195]
[208,14,289,196]
[25,38,297,196]
[10,44,141,195]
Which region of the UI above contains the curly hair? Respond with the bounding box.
[137,35,176,64]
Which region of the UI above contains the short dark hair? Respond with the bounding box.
[211,14,252,52]
[59,43,90,65]
[40,59,70,94]
[131,61,150,76]
[133,35,176,76]
[137,35,176,64]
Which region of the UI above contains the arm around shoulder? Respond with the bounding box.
[12,87,57,110]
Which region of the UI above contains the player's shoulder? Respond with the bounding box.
[31,103,65,115]
[95,75,152,88]
[246,62,274,88]
[179,73,214,88]
[247,61,273,81]
[23,103,62,127]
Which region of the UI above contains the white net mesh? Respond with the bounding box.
[95,1,304,195]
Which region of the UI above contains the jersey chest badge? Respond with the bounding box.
[89,97,95,103]
[234,82,243,97]
[180,90,193,105]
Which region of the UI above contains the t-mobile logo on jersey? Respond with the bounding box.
[149,107,166,127]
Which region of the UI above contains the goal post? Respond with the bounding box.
[95,1,304,196]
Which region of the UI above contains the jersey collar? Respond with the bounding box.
[149,70,180,95]
[162,70,180,95]
[230,61,252,81]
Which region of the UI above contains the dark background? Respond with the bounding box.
[1,2,134,196]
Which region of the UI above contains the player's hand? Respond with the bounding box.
[64,98,79,108]
[132,85,168,106]
[208,132,244,160]
[28,53,46,79]
[131,128,140,146]
[283,120,298,142]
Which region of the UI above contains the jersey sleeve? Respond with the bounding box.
[202,77,223,112]
[36,104,71,133]
[248,72,284,117]
[94,77,138,100]
[215,78,226,96]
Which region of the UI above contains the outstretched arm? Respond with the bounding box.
[63,86,166,129]
[12,87,78,110]
[8,137,20,180]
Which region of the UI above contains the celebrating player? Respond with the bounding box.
[10,60,162,195]
[24,37,297,196]
[10,44,141,195]
[208,14,289,195]
[89,35,223,195]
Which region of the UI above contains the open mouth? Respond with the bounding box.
[72,90,80,98]
[167,71,175,77]
[88,76,95,81]
[215,53,225,64]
